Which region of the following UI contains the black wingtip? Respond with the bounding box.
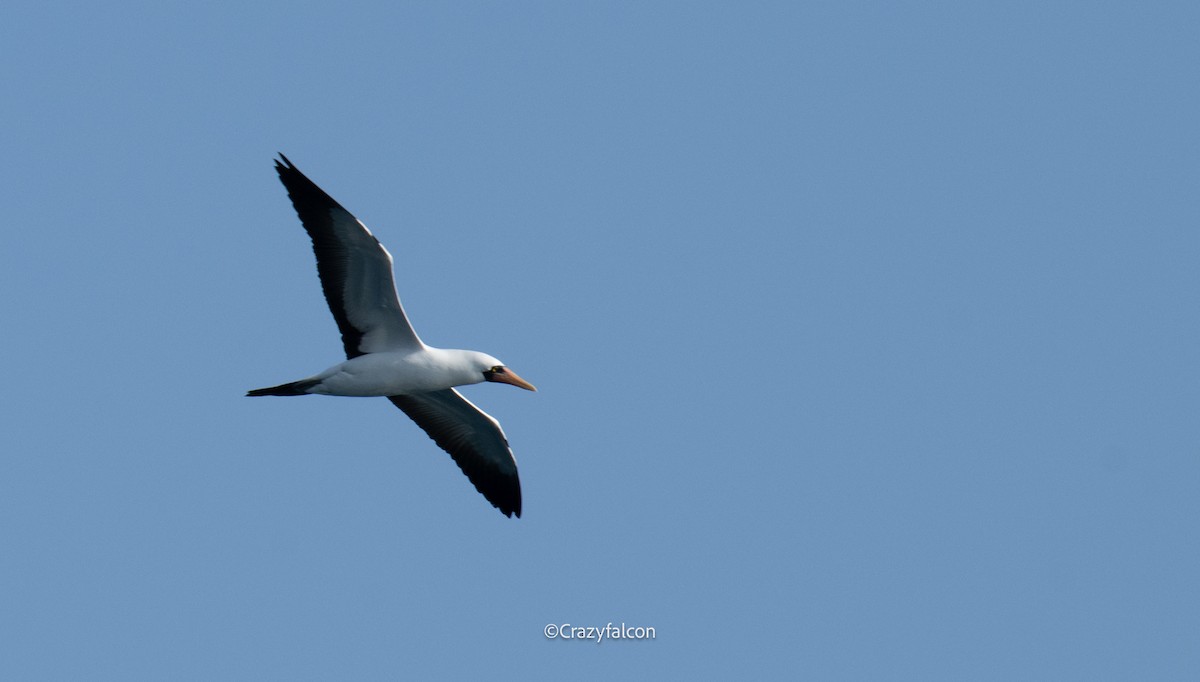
[491,482,521,518]
[497,497,521,518]
[482,488,519,518]
[273,153,347,212]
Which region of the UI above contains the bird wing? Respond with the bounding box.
[388,389,522,518]
[275,154,424,358]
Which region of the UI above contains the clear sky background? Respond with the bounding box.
[2,1,1198,679]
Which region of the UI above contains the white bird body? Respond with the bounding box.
[299,348,504,397]
[248,155,535,518]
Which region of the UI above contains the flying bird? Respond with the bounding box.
[248,155,536,518]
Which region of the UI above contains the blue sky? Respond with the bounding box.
[2,1,1198,679]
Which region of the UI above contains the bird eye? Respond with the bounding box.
[491,366,506,374]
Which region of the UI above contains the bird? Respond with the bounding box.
[247,154,536,518]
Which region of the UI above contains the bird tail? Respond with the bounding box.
[246,378,319,397]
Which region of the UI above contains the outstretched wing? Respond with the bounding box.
[275,154,424,358]
[388,389,522,518]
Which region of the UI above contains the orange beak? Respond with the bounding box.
[489,367,537,392]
